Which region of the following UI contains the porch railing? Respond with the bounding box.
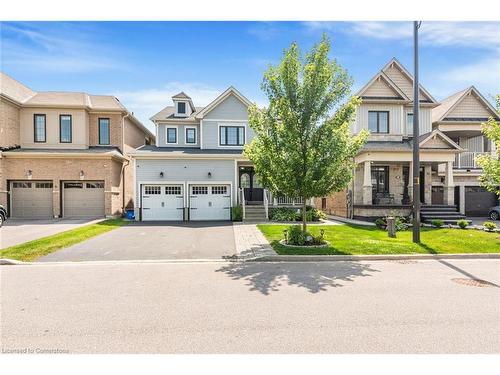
[454,151,489,169]
[275,196,304,206]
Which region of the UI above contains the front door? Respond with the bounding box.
[239,167,263,204]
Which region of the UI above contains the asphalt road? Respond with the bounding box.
[1,259,499,354]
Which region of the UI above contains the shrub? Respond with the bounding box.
[374,216,408,231]
[374,218,386,229]
[483,221,497,232]
[286,225,307,245]
[232,205,242,221]
[431,219,444,228]
[457,219,469,229]
[269,206,326,222]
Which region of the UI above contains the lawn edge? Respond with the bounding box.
[250,253,500,262]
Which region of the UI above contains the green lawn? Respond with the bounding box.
[257,224,500,255]
[0,219,129,262]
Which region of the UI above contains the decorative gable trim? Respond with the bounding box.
[356,71,410,101]
[195,86,252,119]
[419,129,463,151]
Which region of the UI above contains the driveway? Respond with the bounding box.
[37,221,237,262]
[0,218,104,249]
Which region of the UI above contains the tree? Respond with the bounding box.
[244,35,368,231]
[477,95,500,195]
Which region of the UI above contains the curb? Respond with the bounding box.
[0,258,234,266]
[248,253,500,262]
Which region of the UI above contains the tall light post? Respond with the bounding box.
[412,21,422,243]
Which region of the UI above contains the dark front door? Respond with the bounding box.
[431,186,444,205]
[239,167,263,204]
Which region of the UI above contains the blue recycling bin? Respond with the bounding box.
[126,209,135,220]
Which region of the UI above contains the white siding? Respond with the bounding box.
[352,103,403,135]
[403,106,432,136]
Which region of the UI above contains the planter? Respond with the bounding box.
[279,239,330,248]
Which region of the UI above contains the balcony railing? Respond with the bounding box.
[454,152,490,169]
[275,196,304,206]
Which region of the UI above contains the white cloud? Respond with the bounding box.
[111,82,223,130]
[1,22,125,73]
[305,21,500,50]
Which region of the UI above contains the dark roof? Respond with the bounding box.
[135,145,243,155]
[3,146,122,154]
[362,141,412,152]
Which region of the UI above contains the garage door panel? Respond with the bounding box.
[64,181,105,218]
[189,184,231,221]
[142,184,184,221]
[465,186,498,216]
[11,181,53,218]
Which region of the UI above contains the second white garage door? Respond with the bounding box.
[63,181,105,218]
[141,184,184,221]
[189,184,231,221]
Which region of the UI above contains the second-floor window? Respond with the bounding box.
[185,128,196,144]
[177,102,186,114]
[368,111,389,133]
[167,127,177,144]
[220,126,245,146]
[406,113,414,135]
[60,115,72,143]
[99,118,110,145]
[34,114,46,142]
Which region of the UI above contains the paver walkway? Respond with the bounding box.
[233,223,277,260]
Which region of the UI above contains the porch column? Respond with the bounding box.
[444,161,455,205]
[424,164,432,204]
[408,162,413,200]
[459,185,465,214]
[362,161,372,205]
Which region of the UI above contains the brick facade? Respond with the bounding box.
[88,113,124,149]
[315,190,348,217]
[0,99,21,149]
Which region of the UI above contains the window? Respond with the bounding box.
[13,182,32,188]
[185,128,196,144]
[192,186,208,195]
[371,166,389,194]
[165,186,181,195]
[166,127,177,144]
[406,113,414,136]
[99,118,110,145]
[86,182,104,189]
[34,114,46,142]
[368,111,389,133]
[177,102,186,114]
[60,115,72,143]
[212,186,227,195]
[64,182,83,189]
[35,182,53,189]
[144,186,161,195]
[321,197,327,211]
[219,126,245,146]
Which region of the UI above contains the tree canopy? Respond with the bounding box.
[477,95,500,195]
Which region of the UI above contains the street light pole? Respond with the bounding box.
[412,21,421,243]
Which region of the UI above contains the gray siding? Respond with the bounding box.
[157,124,200,148]
[204,94,248,120]
[135,158,236,204]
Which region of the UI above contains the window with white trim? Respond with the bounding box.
[177,102,186,114]
[219,126,245,146]
[192,186,208,195]
[165,186,182,195]
[406,113,414,136]
[145,186,161,195]
[167,127,177,144]
[212,186,227,194]
[185,128,196,144]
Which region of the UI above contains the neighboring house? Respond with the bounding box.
[0,72,154,219]
[432,86,499,216]
[130,87,306,221]
[320,58,470,221]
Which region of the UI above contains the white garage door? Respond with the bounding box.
[11,181,53,218]
[142,184,184,221]
[63,181,105,218]
[189,185,231,221]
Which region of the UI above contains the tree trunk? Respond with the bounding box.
[302,197,307,232]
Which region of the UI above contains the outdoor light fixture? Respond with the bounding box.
[159,171,164,178]
[208,172,212,178]
[79,170,85,180]
[27,169,32,179]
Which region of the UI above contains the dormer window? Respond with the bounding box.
[177,102,186,115]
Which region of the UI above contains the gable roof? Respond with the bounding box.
[432,86,499,123]
[356,71,410,101]
[195,86,252,119]
[172,91,191,99]
[150,105,205,122]
[419,129,463,151]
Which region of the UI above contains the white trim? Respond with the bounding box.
[184,126,197,145]
[154,120,159,147]
[205,119,248,122]
[165,125,179,145]
[200,119,204,149]
[174,101,189,117]
[217,123,247,149]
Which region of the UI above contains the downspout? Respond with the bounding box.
[121,112,130,216]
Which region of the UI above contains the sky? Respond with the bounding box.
[1,21,499,131]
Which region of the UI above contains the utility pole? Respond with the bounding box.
[412,21,421,243]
